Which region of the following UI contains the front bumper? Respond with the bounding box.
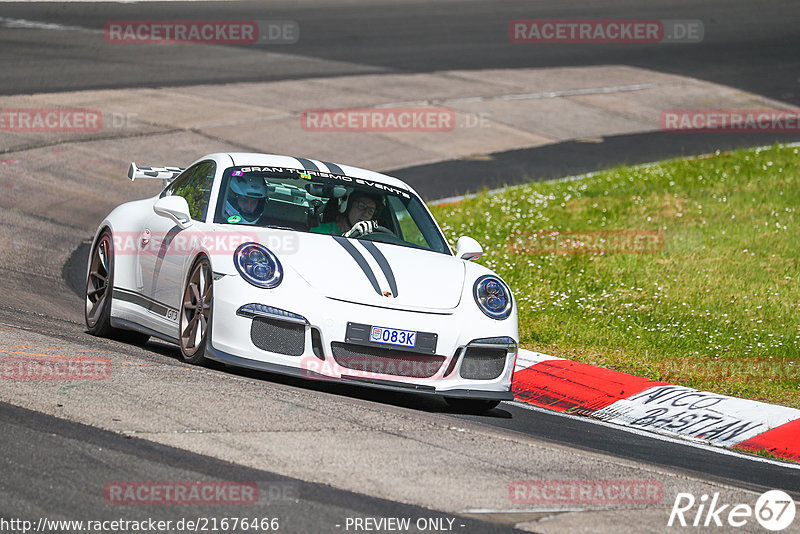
[205,343,514,401]
[208,273,518,399]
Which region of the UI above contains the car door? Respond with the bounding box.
[138,161,216,323]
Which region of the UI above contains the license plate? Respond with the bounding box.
[369,326,417,348]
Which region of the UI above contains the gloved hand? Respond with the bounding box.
[343,220,378,238]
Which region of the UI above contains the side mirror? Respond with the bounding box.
[153,195,193,229]
[456,236,483,261]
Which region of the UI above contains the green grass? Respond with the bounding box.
[431,144,800,409]
[744,448,798,463]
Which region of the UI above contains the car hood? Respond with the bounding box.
[282,233,464,311]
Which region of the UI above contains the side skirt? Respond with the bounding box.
[110,317,179,345]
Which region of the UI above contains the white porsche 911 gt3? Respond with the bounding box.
[85,153,518,410]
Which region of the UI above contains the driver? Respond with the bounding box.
[224,174,267,224]
[312,193,379,237]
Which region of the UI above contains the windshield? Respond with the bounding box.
[213,166,451,255]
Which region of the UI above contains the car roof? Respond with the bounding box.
[221,152,416,194]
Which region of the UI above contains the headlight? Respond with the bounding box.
[473,275,512,319]
[234,242,283,289]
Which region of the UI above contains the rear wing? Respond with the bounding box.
[128,162,185,189]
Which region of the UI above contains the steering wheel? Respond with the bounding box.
[359,226,407,246]
[342,222,396,239]
[371,225,395,235]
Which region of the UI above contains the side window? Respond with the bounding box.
[164,161,215,221]
[387,195,429,249]
[161,165,194,198]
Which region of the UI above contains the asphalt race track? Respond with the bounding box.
[1,1,799,533]
[1,0,799,105]
[0,402,523,534]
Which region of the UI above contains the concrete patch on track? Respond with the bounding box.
[1,65,793,171]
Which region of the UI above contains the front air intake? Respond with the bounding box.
[459,347,507,380]
[250,317,305,356]
[331,342,445,378]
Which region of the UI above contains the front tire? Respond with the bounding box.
[180,256,213,365]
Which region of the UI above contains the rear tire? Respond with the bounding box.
[179,256,213,365]
[85,229,151,345]
[444,398,501,413]
[85,231,115,337]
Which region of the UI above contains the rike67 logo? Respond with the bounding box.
[668,490,796,531]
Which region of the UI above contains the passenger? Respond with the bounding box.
[312,193,380,237]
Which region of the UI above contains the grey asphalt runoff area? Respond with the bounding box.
[1,1,800,533]
[0,402,522,534]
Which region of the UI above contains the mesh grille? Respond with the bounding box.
[459,347,507,380]
[331,342,445,378]
[250,317,305,356]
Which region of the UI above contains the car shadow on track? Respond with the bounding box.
[144,338,513,419]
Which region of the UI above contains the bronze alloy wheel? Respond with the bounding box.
[180,257,213,364]
[84,230,149,344]
[85,232,113,334]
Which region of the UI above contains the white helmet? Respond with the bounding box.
[230,174,268,199]
[225,174,267,224]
